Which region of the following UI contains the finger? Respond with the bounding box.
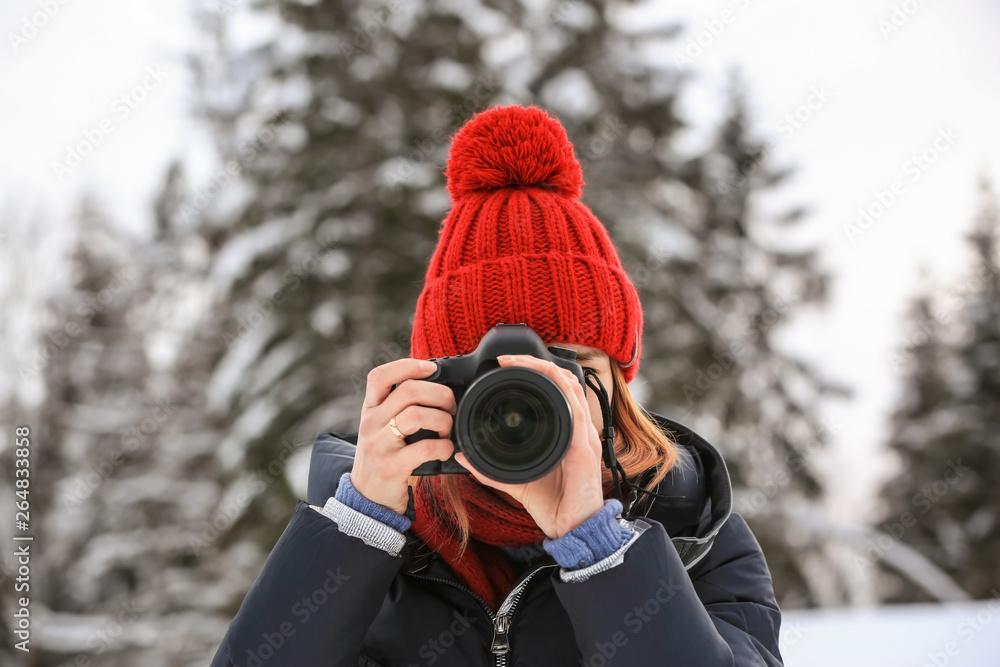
[379,378,458,418]
[498,354,588,414]
[498,354,583,391]
[392,405,454,440]
[363,358,439,409]
[394,438,456,476]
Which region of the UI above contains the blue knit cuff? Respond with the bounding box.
[334,471,412,533]
[542,498,635,570]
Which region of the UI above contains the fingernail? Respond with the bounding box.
[497,355,514,362]
[421,360,437,372]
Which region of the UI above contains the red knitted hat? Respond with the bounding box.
[410,104,643,382]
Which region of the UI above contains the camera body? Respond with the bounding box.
[405,323,585,483]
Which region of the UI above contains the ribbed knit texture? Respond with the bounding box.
[315,496,407,557]
[409,105,644,383]
[542,498,635,569]
[413,474,548,612]
[334,472,634,571]
[408,104,646,614]
[334,472,411,533]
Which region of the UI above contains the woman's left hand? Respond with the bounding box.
[454,354,606,540]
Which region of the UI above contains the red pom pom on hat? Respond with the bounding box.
[413,104,644,383]
[445,105,584,200]
[409,106,643,620]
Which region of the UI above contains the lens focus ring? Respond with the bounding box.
[455,367,573,484]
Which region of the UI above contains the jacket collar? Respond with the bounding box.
[636,411,734,570]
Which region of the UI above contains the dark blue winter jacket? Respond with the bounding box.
[210,412,784,666]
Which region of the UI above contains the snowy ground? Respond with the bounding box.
[781,599,1000,666]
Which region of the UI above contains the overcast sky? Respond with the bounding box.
[638,0,1000,524]
[2,0,998,527]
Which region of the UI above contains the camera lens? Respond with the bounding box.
[457,367,572,483]
[471,383,557,468]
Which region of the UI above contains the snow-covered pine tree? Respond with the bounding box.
[879,179,1000,602]
[183,0,850,612]
[0,188,286,664]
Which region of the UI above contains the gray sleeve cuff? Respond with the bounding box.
[309,496,407,558]
[557,517,652,583]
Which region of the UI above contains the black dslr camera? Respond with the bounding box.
[403,323,585,484]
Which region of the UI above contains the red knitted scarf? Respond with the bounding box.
[411,475,548,612]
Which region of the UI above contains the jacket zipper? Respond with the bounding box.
[406,563,557,666]
[489,565,556,666]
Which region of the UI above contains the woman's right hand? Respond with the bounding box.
[351,358,457,516]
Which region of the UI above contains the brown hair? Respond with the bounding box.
[408,359,679,556]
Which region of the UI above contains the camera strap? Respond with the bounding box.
[583,369,686,520]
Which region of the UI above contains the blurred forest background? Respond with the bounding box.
[0,0,998,664]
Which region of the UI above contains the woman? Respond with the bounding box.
[211,105,783,666]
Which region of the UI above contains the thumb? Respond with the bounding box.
[454,452,487,483]
[455,453,521,499]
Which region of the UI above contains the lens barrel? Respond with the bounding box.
[456,367,572,483]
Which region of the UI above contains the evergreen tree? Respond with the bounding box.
[182,0,850,609]
[879,180,1000,602]
[0,9,856,665]
[0,193,279,665]
[0,4,860,663]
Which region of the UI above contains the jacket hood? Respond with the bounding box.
[635,412,734,569]
[307,411,733,571]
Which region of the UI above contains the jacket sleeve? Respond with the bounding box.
[549,512,783,666]
[209,500,404,667]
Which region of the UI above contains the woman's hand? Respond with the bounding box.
[352,359,457,516]
[454,354,606,540]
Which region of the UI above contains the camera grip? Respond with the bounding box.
[402,427,440,445]
[407,428,471,476]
